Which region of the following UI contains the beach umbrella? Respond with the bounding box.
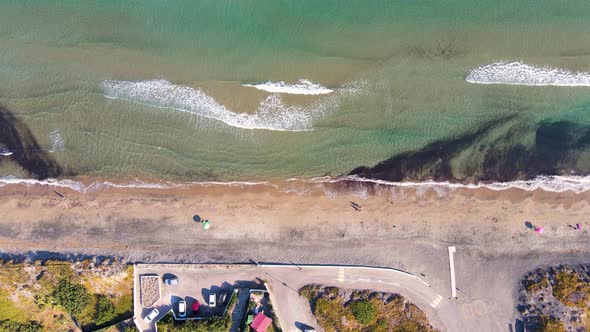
[202,220,211,230]
[535,226,544,234]
[193,215,201,223]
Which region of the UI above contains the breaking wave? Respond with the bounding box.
[286,175,590,195]
[466,62,590,86]
[101,79,348,131]
[242,79,333,95]
[3,174,590,196]
[49,129,65,152]
[0,177,277,193]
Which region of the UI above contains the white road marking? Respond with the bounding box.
[448,246,457,298]
[430,294,443,308]
[337,268,345,283]
[377,280,383,283]
[358,278,370,282]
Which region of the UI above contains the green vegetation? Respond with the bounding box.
[539,316,566,332]
[350,301,377,325]
[95,296,117,325]
[525,277,550,294]
[0,259,134,331]
[553,272,588,308]
[520,266,590,331]
[299,284,438,332]
[157,312,231,332]
[0,319,42,332]
[52,279,91,315]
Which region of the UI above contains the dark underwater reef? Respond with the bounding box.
[0,105,73,180]
[350,115,590,183]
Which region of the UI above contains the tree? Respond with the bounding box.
[52,279,90,315]
[350,300,377,326]
[95,295,117,325]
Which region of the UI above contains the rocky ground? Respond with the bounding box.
[518,265,590,331]
[140,276,160,308]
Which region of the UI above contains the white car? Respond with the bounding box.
[144,308,159,323]
[178,300,186,317]
[209,293,216,307]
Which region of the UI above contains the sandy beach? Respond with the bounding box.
[1,180,590,262]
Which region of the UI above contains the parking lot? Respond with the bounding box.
[133,264,249,332]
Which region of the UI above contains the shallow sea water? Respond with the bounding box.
[1,0,590,182]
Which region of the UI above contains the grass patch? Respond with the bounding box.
[0,291,33,323]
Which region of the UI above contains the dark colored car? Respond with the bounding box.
[163,277,178,285]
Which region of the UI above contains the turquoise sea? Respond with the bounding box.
[1,1,590,183]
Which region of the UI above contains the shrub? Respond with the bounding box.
[552,272,588,307]
[52,279,90,315]
[314,298,344,331]
[95,296,116,325]
[539,316,566,332]
[350,300,377,325]
[525,277,550,294]
[0,319,42,332]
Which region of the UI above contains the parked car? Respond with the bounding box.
[178,300,186,318]
[218,290,228,305]
[209,293,216,307]
[192,300,200,314]
[163,277,178,285]
[143,308,159,323]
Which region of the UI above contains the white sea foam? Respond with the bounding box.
[3,174,590,196]
[102,79,347,131]
[242,79,333,95]
[49,129,65,152]
[0,177,277,193]
[287,174,590,194]
[466,61,590,86]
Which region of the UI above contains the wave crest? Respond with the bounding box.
[466,62,590,86]
[102,79,320,131]
[2,175,590,195]
[242,79,333,95]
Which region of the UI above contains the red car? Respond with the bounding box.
[192,300,200,314]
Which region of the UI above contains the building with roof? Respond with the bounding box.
[250,312,272,332]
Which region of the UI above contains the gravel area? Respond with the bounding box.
[140,275,160,307]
